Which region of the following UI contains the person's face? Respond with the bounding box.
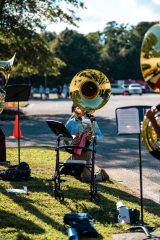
[74,107,85,118]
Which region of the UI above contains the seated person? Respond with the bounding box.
[65,104,109,182]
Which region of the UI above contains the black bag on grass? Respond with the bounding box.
[64,213,99,238]
[129,208,140,224]
[0,162,31,181]
[60,163,85,177]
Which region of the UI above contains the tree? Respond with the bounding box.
[51,28,102,83]
[100,21,130,80]
[41,31,57,43]
[0,0,84,32]
[0,0,84,77]
[123,22,156,79]
[100,21,157,80]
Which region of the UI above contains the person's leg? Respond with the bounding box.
[72,151,110,181]
[72,151,92,180]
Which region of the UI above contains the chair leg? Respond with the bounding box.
[53,171,64,201]
[89,155,100,202]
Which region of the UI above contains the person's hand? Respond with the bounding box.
[89,114,96,122]
[146,106,157,121]
[86,113,96,122]
[86,133,92,141]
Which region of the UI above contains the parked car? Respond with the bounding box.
[111,84,125,95]
[123,83,143,95]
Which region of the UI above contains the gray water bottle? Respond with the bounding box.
[67,227,78,240]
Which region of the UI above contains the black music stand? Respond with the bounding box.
[5,84,31,164]
[116,105,152,238]
[46,120,72,139]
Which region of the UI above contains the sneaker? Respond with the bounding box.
[95,171,103,181]
[95,172,103,182]
[100,168,109,181]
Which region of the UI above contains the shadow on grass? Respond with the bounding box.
[3,169,160,220]
[9,176,54,195]
[60,180,160,227]
[61,183,118,224]
[98,183,160,217]
[0,208,44,234]
[0,184,65,235]
[11,173,159,226]
[16,233,32,240]
[1,175,160,238]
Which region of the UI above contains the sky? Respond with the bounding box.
[46,0,160,34]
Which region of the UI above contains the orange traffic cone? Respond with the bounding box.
[123,90,126,96]
[12,114,23,139]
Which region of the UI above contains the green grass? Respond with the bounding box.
[0,147,160,240]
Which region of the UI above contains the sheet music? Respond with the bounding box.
[116,108,140,134]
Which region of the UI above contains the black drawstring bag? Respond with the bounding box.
[129,208,140,224]
[64,213,99,238]
[0,162,31,181]
[60,163,85,177]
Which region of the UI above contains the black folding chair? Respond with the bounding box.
[46,120,100,201]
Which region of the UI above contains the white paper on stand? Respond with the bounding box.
[116,108,140,134]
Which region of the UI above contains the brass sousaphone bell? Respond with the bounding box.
[0,54,15,113]
[69,69,111,113]
[141,24,160,160]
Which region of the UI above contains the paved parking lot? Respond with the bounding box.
[2,94,160,203]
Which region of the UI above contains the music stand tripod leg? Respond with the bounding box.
[128,225,151,238]
[89,138,100,201]
[128,134,152,237]
[17,100,21,164]
[53,135,64,201]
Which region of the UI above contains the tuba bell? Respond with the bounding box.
[69,69,111,113]
[140,23,160,160]
[0,53,16,113]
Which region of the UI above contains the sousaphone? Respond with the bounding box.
[0,54,15,113]
[69,69,111,113]
[141,23,160,160]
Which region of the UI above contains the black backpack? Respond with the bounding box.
[129,208,140,224]
[64,213,99,238]
[0,162,31,181]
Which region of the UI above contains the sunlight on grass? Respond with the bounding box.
[0,147,159,240]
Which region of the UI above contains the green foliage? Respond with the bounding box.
[0,0,84,31]
[99,21,158,80]
[51,29,102,83]
[0,0,158,83]
[0,0,84,77]
[0,147,160,240]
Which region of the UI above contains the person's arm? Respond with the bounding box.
[146,108,160,138]
[93,121,104,141]
[65,118,83,137]
[65,119,73,135]
[85,114,104,141]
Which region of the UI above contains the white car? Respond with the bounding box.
[127,84,143,95]
[122,83,143,95]
[111,84,125,95]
